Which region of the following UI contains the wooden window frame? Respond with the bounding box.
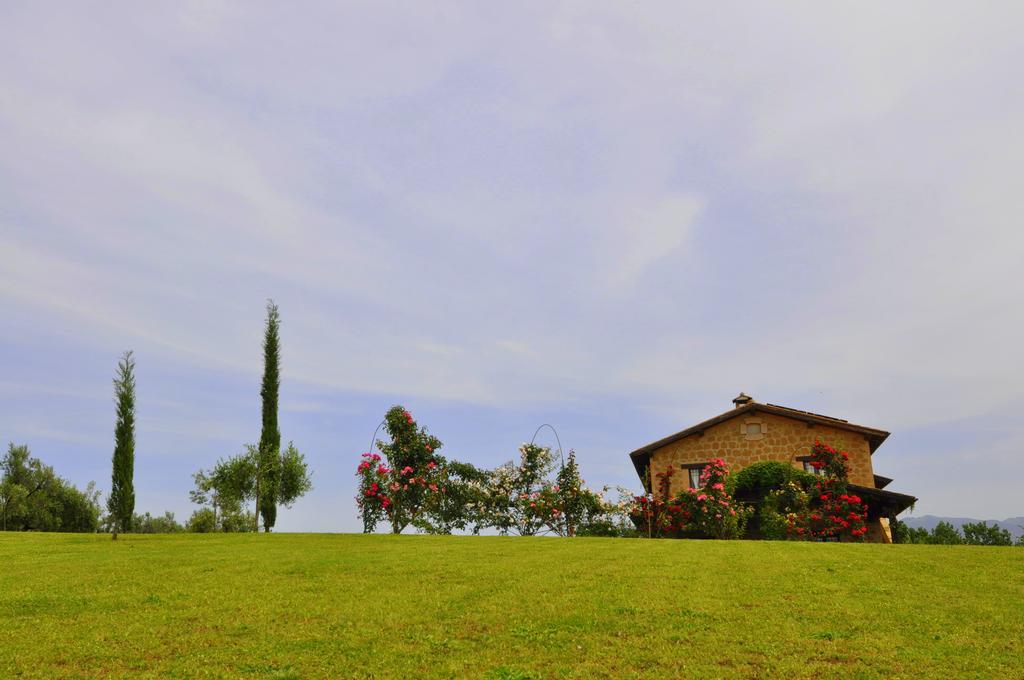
[678,462,711,489]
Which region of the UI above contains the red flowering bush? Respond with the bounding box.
[356,406,444,534]
[628,465,678,538]
[786,441,870,540]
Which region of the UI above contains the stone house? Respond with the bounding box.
[627,393,917,543]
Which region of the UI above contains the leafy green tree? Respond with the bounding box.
[195,442,311,532]
[196,453,255,529]
[258,300,282,532]
[908,526,930,543]
[0,445,35,531]
[108,351,136,539]
[59,481,103,532]
[189,467,260,532]
[277,442,314,508]
[930,521,963,545]
[189,470,225,529]
[0,480,27,531]
[132,511,184,533]
[962,521,1013,546]
[1,443,102,532]
[891,518,930,544]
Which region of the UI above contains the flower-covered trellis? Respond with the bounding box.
[356,406,443,534]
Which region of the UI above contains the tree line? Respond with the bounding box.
[1,300,312,535]
[893,519,1022,546]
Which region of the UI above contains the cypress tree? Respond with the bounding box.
[258,300,281,532]
[108,351,136,540]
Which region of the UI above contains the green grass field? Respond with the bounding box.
[1,533,1022,678]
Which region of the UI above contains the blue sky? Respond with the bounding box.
[2,3,1022,531]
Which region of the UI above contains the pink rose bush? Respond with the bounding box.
[356,406,444,534]
[673,459,751,539]
[628,459,750,539]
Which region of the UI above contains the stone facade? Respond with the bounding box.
[648,411,876,498]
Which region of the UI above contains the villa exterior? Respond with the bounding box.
[628,393,917,543]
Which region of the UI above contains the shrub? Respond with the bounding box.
[411,460,490,535]
[673,459,751,539]
[758,482,812,540]
[627,466,678,538]
[132,511,184,533]
[729,461,814,499]
[185,507,254,533]
[785,442,869,541]
[356,406,445,534]
[728,461,815,540]
[219,509,256,533]
[186,508,217,533]
[627,460,750,539]
[517,451,629,537]
[482,443,558,536]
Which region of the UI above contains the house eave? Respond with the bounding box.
[848,484,917,518]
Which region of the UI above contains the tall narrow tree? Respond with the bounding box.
[108,351,136,540]
[258,300,281,532]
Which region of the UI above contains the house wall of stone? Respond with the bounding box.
[647,411,876,497]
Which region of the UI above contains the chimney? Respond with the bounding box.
[732,392,753,408]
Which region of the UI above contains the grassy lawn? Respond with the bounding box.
[1,533,1022,678]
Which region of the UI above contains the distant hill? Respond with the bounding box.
[901,515,1024,540]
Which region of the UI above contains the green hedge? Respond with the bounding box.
[728,461,815,499]
[727,462,816,540]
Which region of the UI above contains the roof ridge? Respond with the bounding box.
[763,403,849,423]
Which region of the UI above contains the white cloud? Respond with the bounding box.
[1,4,1020,418]
[608,194,702,288]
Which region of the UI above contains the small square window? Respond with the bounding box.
[802,461,824,476]
[688,468,701,489]
[741,419,766,440]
